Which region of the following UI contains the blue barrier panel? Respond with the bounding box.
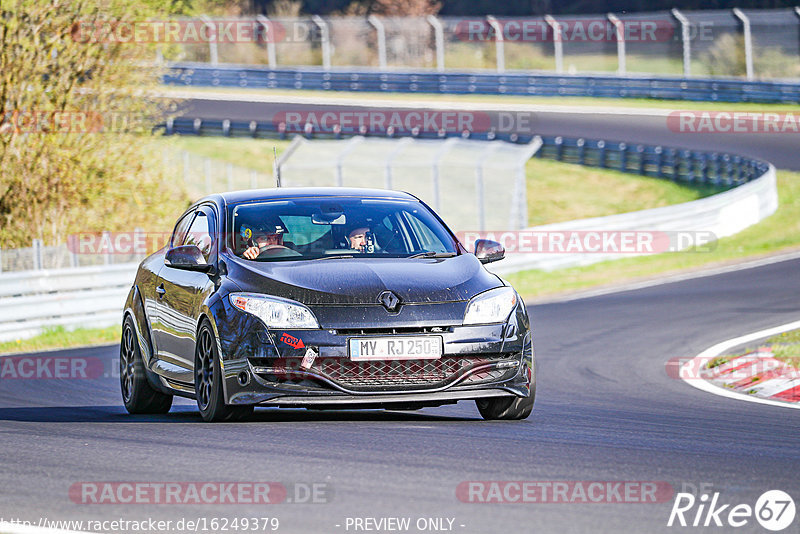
[161,117,769,187]
[162,63,800,104]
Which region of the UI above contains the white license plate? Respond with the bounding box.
[349,336,443,361]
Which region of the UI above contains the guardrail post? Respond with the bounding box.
[427,15,445,72]
[32,239,43,270]
[655,146,664,177]
[619,142,627,172]
[257,15,278,69]
[199,15,219,65]
[487,16,505,73]
[732,8,754,80]
[671,9,692,77]
[607,13,626,75]
[368,15,387,69]
[597,140,606,168]
[555,136,564,161]
[577,138,586,165]
[312,15,331,70]
[0,247,3,273]
[544,15,564,73]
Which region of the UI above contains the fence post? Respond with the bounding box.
[486,16,505,73]
[427,15,445,72]
[368,15,387,69]
[256,15,278,68]
[204,158,212,193]
[431,138,458,211]
[101,232,112,265]
[32,239,43,270]
[312,15,331,70]
[671,9,692,77]
[199,15,219,65]
[607,13,626,75]
[384,137,413,189]
[544,15,564,73]
[183,151,190,183]
[335,136,365,187]
[0,246,3,274]
[732,8,754,80]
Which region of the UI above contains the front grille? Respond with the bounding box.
[333,326,453,336]
[250,354,515,391]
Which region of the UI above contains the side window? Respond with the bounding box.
[184,211,213,260]
[171,211,196,248]
[403,211,448,252]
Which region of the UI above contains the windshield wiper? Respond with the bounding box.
[406,252,457,259]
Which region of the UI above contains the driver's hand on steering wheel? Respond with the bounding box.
[243,246,260,260]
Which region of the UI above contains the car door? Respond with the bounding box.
[153,206,217,383]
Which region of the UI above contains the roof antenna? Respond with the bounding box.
[273,146,281,188]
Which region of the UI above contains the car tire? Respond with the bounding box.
[476,363,536,420]
[195,321,254,423]
[120,316,173,414]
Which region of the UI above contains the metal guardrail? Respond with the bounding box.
[163,116,770,187]
[0,264,137,343]
[163,63,800,103]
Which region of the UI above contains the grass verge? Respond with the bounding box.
[506,169,800,301]
[0,325,120,355]
[162,135,720,225]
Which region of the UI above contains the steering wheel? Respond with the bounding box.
[256,245,302,259]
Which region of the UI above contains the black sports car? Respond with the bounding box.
[121,188,535,421]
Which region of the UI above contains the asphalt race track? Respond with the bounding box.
[1,257,799,533]
[181,97,800,171]
[1,96,798,533]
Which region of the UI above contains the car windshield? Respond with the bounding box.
[228,197,459,261]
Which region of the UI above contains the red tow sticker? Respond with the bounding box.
[279,333,305,349]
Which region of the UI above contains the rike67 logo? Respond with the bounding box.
[668,490,795,531]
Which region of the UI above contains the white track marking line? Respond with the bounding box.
[680,320,800,409]
[537,248,800,304]
[160,88,674,117]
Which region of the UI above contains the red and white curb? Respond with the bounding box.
[680,320,800,409]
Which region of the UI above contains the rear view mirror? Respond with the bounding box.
[165,245,212,272]
[474,239,505,264]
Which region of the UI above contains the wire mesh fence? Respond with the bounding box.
[157,9,800,79]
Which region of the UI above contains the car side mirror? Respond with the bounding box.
[474,239,505,264]
[165,245,212,272]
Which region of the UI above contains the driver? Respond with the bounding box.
[347,225,371,253]
[242,220,288,259]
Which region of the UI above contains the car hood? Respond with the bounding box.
[225,254,502,305]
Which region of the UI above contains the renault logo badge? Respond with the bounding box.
[378,290,401,312]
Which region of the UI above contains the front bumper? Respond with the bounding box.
[213,299,533,407]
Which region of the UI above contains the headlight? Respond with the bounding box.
[463,287,518,325]
[229,293,319,329]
